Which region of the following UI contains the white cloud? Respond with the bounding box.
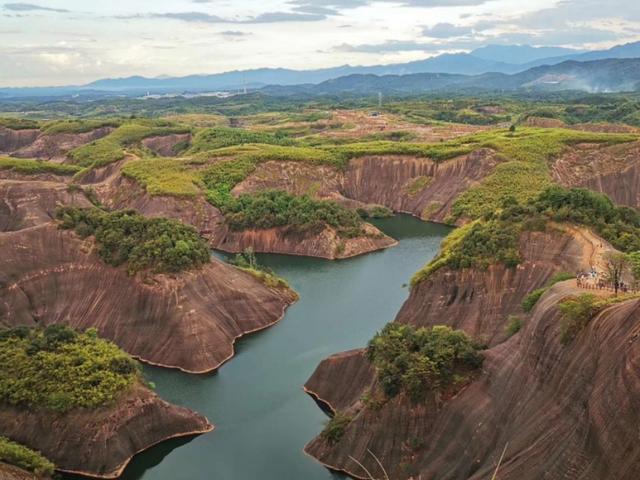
[0,0,639,86]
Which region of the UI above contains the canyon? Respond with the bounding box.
[1,107,640,479]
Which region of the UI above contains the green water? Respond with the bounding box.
[119,216,451,480]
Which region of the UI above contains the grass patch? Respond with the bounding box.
[451,161,552,220]
[504,315,523,337]
[41,118,121,135]
[68,138,125,168]
[0,157,82,176]
[0,325,139,413]
[199,146,342,206]
[404,175,432,197]
[187,127,293,154]
[56,207,210,275]
[0,437,54,476]
[448,127,636,221]
[329,141,473,163]
[0,118,39,130]
[122,158,201,197]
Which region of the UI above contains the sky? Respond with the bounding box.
[0,0,639,87]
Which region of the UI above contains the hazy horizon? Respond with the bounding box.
[1,0,639,88]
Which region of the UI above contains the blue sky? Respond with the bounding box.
[0,0,639,87]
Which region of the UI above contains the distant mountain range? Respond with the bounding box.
[263,58,640,96]
[1,41,640,99]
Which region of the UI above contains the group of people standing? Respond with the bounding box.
[576,267,630,293]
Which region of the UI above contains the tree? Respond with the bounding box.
[602,251,629,294]
[626,251,640,291]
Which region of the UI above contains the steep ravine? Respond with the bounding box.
[305,281,640,480]
[93,216,451,480]
[396,228,590,346]
[304,228,640,480]
[232,150,498,224]
[73,147,499,260]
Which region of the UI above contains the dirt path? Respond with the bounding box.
[562,224,613,273]
[557,224,627,295]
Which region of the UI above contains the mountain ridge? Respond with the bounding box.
[1,41,639,98]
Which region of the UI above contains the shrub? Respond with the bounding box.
[357,205,394,219]
[522,288,547,312]
[201,157,258,207]
[534,186,640,252]
[0,437,55,475]
[320,412,352,444]
[504,315,523,337]
[221,190,365,237]
[548,272,575,284]
[558,294,600,344]
[228,248,292,290]
[522,272,575,312]
[412,218,521,284]
[0,325,139,413]
[367,324,483,402]
[56,207,210,275]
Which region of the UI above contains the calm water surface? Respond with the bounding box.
[117,216,451,480]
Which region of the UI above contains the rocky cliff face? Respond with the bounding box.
[0,463,42,480]
[11,127,114,161]
[0,385,212,478]
[83,162,395,259]
[213,222,397,259]
[0,223,295,373]
[303,227,640,480]
[553,141,640,208]
[142,133,191,156]
[85,172,227,243]
[0,180,92,232]
[233,160,350,204]
[396,229,589,346]
[233,151,498,225]
[343,150,498,223]
[305,281,640,480]
[0,127,40,153]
